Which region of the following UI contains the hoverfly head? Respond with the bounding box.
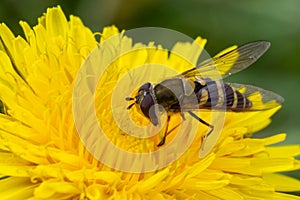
[125,82,158,126]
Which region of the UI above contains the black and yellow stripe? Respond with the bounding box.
[194,78,252,110]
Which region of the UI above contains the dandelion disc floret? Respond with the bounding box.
[0,6,300,200]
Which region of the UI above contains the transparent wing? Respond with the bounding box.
[228,83,284,111]
[179,41,271,80]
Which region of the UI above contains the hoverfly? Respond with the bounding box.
[126,41,284,147]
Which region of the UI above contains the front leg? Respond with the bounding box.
[157,115,171,147]
[157,114,186,147]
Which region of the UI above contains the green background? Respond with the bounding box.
[1,0,300,185]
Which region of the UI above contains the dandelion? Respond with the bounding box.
[0,6,300,200]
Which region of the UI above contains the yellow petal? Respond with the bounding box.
[210,157,260,175]
[266,145,300,157]
[66,170,121,184]
[263,133,287,145]
[170,36,207,69]
[182,178,230,190]
[206,187,244,200]
[0,23,15,52]
[19,21,32,41]
[240,190,300,200]
[135,167,170,192]
[45,6,68,39]
[100,25,120,42]
[217,138,266,157]
[263,173,300,192]
[33,24,47,53]
[252,157,296,173]
[34,180,80,199]
[0,177,36,199]
[186,153,215,178]
[0,151,33,177]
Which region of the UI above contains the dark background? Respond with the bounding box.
[1,0,300,181]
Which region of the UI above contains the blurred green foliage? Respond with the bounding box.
[1,0,300,180]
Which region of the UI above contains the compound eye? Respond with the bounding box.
[140,94,158,126]
[140,94,154,118]
[138,82,151,92]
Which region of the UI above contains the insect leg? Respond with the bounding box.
[187,111,214,137]
[157,115,186,147]
[157,115,170,147]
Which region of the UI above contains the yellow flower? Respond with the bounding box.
[0,6,300,200]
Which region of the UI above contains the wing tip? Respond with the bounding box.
[243,40,271,49]
[276,94,285,105]
[258,40,271,50]
[245,40,271,60]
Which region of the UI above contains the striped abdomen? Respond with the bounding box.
[194,78,252,110]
